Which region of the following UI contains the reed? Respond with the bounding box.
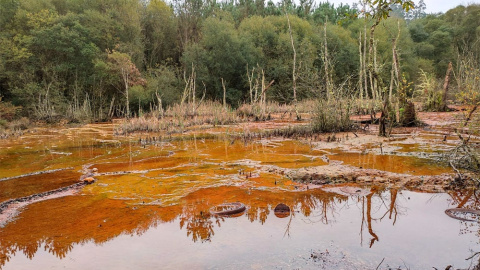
[115,101,239,135]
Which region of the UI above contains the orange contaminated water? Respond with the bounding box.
[0,123,476,269]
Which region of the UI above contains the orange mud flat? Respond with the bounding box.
[0,110,480,269]
[286,164,469,193]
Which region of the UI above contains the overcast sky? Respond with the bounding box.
[324,0,480,14]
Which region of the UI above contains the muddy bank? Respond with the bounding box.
[286,164,472,192]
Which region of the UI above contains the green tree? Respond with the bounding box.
[409,15,454,77]
[104,50,146,117]
[142,0,178,69]
[360,0,414,136]
[183,14,253,104]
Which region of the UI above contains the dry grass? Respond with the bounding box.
[237,100,317,119]
[115,99,352,136]
[115,101,239,135]
[0,117,31,139]
[350,99,382,115]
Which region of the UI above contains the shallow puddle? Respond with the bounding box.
[0,123,477,269]
[1,188,479,269]
[329,151,452,175]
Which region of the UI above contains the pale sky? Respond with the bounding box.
[324,0,480,14]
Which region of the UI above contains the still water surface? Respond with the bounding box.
[0,124,478,269]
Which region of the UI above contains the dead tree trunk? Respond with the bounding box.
[221,77,227,110]
[388,189,398,224]
[366,191,379,248]
[121,67,130,118]
[285,7,300,120]
[323,20,331,100]
[247,65,255,105]
[368,19,380,101]
[359,31,364,100]
[442,62,453,111]
[363,21,368,99]
[389,20,401,105]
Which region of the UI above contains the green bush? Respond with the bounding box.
[312,98,352,133]
[415,70,445,111]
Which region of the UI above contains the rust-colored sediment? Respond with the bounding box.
[0,185,346,266]
[286,164,462,193]
[0,170,81,203]
[0,110,476,268]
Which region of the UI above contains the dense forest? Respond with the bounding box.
[0,0,479,123]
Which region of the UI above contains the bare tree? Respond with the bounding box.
[284,5,301,120]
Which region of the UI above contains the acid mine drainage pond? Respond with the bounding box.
[0,121,479,269]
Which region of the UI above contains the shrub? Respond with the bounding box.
[8,117,30,130]
[0,99,21,121]
[312,98,352,133]
[414,70,445,111]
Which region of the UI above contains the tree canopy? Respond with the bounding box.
[0,0,479,121]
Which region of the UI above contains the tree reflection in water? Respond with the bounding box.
[1,186,480,268]
[447,190,480,268]
[360,187,408,248]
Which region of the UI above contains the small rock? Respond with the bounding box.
[84,177,95,184]
[274,203,291,218]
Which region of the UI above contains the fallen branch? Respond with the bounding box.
[463,105,478,127]
[376,257,385,270]
[466,251,480,261]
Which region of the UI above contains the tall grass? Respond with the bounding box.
[115,101,239,135]
[237,100,316,119]
[0,117,30,139]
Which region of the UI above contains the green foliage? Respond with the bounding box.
[322,23,358,84]
[408,15,456,78]
[312,98,352,133]
[143,0,178,68]
[0,0,19,29]
[362,0,414,21]
[456,63,480,107]
[0,0,479,123]
[311,2,358,25]
[415,70,444,111]
[183,15,250,104]
[0,99,22,121]
[373,18,416,81]
[238,15,319,103]
[145,66,183,108]
[445,4,480,57]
